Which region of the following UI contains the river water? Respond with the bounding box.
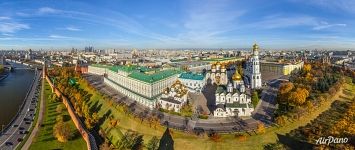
[0,63,35,127]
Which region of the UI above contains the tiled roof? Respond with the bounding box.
[91,64,181,83]
[128,69,181,83]
[179,72,205,80]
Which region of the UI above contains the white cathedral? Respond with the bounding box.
[206,62,228,85]
[213,43,262,117]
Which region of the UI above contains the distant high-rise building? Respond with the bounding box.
[84,46,94,52]
[25,49,32,60]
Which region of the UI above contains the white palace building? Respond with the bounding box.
[88,64,181,109]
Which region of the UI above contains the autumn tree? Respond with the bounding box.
[257,122,266,134]
[53,120,73,142]
[303,64,312,72]
[56,105,64,113]
[289,88,309,106]
[275,115,287,126]
[209,132,222,142]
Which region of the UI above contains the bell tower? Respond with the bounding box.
[250,43,262,89]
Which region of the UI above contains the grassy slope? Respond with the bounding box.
[80,78,355,150]
[29,81,86,150]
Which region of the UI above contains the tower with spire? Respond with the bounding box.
[246,43,262,89]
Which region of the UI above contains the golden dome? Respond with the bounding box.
[221,64,226,69]
[211,64,216,69]
[175,80,181,85]
[253,43,259,51]
[216,61,221,65]
[232,70,242,81]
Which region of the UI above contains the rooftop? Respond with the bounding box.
[179,72,205,80]
[129,69,181,83]
[91,64,181,83]
[226,103,251,108]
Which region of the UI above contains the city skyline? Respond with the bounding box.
[0,0,355,50]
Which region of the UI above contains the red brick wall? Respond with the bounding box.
[45,76,95,150]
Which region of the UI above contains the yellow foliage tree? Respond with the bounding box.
[53,121,72,142]
[303,64,312,72]
[289,88,309,106]
[257,122,266,134]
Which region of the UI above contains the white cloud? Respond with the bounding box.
[49,35,70,38]
[2,33,13,36]
[309,0,355,13]
[312,22,346,30]
[65,26,81,31]
[0,16,11,20]
[0,22,30,33]
[38,7,60,14]
[255,15,318,29]
[252,15,346,31]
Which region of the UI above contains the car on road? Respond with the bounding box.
[17,138,23,142]
[12,124,18,127]
[19,127,25,130]
[5,142,13,146]
[25,121,31,124]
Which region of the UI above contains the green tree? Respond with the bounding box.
[180,103,193,117]
[251,91,259,108]
[147,136,160,150]
[117,131,144,150]
[159,128,174,150]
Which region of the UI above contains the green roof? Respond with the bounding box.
[91,64,111,69]
[91,64,181,83]
[202,57,243,62]
[129,69,181,83]
[109,65,139,72]
[179,72,205,80]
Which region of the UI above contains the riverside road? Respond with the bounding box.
[0,70,41,150]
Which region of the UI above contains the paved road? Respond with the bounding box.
[21,74,46,150]
[83,73,281,133]
[0,70,41,150]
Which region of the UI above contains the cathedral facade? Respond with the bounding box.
[213,70,254,117]
[206,62,228,85]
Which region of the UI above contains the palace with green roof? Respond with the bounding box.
[178,72,206,93]
[88,64,182,109]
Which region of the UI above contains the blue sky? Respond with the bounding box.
[0,0,355,50]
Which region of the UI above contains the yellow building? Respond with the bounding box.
[261,61,304,75]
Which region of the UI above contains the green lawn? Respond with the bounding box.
[79,77,355,150]
[29,80,87,150]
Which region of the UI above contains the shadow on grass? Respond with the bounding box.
[277,134,314,150]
